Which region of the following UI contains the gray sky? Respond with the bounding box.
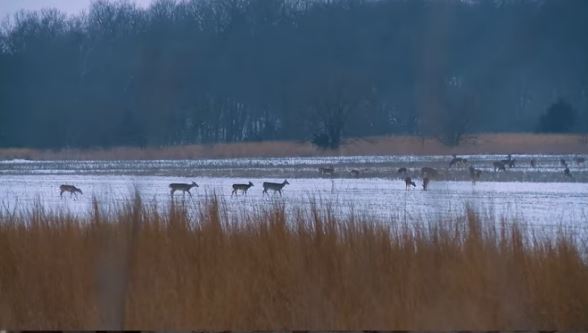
[0,0,152,17]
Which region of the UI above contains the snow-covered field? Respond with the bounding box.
[0,155,587,232]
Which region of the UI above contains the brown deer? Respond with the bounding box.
[59,184,83,198]
[262,180,290,196]
[493,161,506,172]
[169,181,199,197]
[422,177,430,191]
[404,177,416,190]
[232,181,254,196]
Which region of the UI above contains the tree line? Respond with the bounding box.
[1,0,587,149]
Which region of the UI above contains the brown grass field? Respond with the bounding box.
[0,196,587,330]
[1,133,587,160]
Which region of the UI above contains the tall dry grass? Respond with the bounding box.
[1,133,587,160]
[0,196,587,330]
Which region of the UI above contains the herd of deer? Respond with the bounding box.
[57,154,584,199]
[58,179,291,199]
[320,153,585,191]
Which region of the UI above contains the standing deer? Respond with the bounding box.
[404,177,416,190]
[169,181,199,197]
[469,166,482,183]
[422,177,430,191]
[232,181,254,196]
[59,184,83,198]
[493,161,506,172]
[262,180,290,196]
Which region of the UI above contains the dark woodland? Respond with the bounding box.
[1,0,587,148]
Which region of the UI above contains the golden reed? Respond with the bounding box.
[0,196,587,330]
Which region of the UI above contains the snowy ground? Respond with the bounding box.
[1,153,586,181]
[0,154,587,233]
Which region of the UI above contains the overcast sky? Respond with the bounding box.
[0,0,152,17]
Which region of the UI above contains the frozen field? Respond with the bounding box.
[0,154,587,232]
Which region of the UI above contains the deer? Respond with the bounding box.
[530,159,537,168]
[493,161,506,172]
[404,177,416,190]
[232,181,254,196]
[500,154,516,168]
[350,169,360,177]
[59,184,83,198]
[469,166,482,183]
[318,166,335,176]
[169,181,199,197]
[262,179,290,196]
[397,167,408,175]
[560,159,568,168]
[503,159,516,168]
[421,167,439,178]
[422,177,430,191]
[449,154,468,168]
[564,167,572,178]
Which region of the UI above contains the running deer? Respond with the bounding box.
[404,177,416,190]
[493,161,506,172]
[422,177,430,191]
[232,181,254,196]
[449,155,468,168]
[318,166,335,176]
[421,167,439,178]
[469,166,482,183]
[59,184,83,198]
[262,179,290,196]
[169,181,199,197]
